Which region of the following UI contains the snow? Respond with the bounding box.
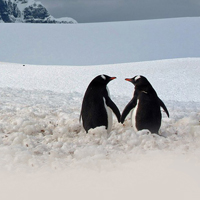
[0,58,199,102]
[0,58,200,199]
[0,18,200,199]
[1,17,200,65]
[48,16,77,23]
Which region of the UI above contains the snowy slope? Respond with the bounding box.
[1,17,200,65]
[0,58,200,199]
[0,18,200,199]
[0,58,199,102]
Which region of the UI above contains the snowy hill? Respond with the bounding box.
[0,18,200,199]
[0,58,200,199]
[0,0,77,23]
[0,17,200,65]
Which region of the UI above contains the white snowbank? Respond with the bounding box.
[0,18,200,199]
[0,59,199,199]
[1,17,200,65]
[0,66,198,199]
[0,58,200,102]
[1,154,200,200]
[0,81,199,173]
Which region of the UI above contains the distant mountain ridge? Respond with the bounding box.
[0,0,77,23]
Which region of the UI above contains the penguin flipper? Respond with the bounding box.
[121,96,137,123]
[105,97,121,122]
[159,98,169,117]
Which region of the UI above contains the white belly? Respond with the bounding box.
[131,99,139,132]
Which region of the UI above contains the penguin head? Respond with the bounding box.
[125,75,153,92]
[90,74,116,87]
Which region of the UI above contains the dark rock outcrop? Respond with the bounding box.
[0,0,21,22]
[0,0,77,23]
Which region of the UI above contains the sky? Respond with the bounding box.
[39,0,200,23]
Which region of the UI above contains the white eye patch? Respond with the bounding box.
[101,75,106,80]
[135,75,141,81]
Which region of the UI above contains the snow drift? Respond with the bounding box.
[0,58,200,200]
[0,18,200,200]
[1,17,200,65]
[0,58,200,173]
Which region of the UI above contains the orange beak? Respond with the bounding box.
[110,77,116,80]
[125,78,132,82]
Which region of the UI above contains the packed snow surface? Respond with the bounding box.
[1,17,200,200]
[1,17,200,65]
[0,58,200,199]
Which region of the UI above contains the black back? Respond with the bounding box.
[121,75,169,134]
[80,75,121,132]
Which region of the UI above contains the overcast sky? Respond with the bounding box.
[40,0,200,23]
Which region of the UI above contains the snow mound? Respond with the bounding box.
[0,58,200,199]
[0,87,199,172]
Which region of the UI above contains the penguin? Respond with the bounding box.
[80,74,121,133]
[121,75,169,134]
